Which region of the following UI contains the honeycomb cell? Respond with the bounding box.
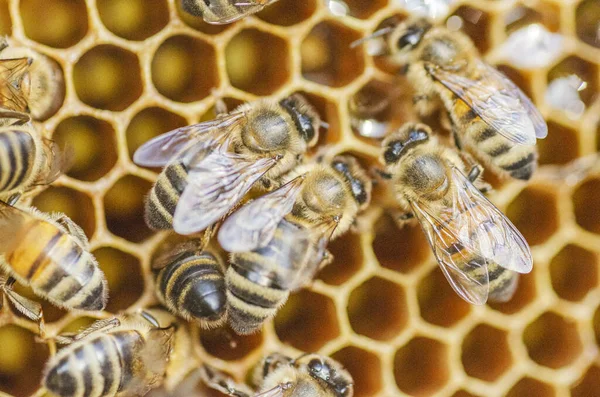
[97,0,169,41]
[0,0,11,35]
[548,56,598,107]
[342,0,388,19]
[504,3,560,34]
[200,326,263,361]
[73,45,143,111]
[225,29,289,96]
[53,116,118,181]
[573,178,600,234]
[11,283,67,322]
[58,316,97,335]
[0,325,49,396]
[94,247,144,312]
[347,277,408,341]
[394,337,449,396]
[301,21,364,87]
[461,324,512,382]
[318,231,363,285]
[576,0,600,48]
[507,377,555,397]
[506,187,558,246]
[19,0,88,48]
[537,121,579,166]
[104,175,154,242]
[32,186,96,240]
[331,346,382,397]
[152,35,219,103]
[488,270,536,315]
[571,366,600,397]
[274,290,340,351]
[257,0,317,26]
[450,7,491,54]
[418,267,471,327]
[523,312,583,369]
[550,244,598,302]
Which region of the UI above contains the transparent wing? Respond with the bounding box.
[0,57,30,113]
[426,60,547,145]
[132,111,246,167]
[254,386,285,397]
[218,175,306,252]
[0,201,33,253]
[204,1,275,24]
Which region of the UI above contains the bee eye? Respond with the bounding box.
[308,359,323,373]
[409,128,429,142]
[397,27,424,50]
[384,141,404,164]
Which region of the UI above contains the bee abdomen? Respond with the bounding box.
[0,130,35,192]
[499,151,537,181]
[145,163,188,230]
[487,263,519,302]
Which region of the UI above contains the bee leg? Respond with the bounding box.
[0,37,7,52]
[50,213,90,249]
[0,110,30,125]
[200,364,253,397]
[251,353,293,386]
[0,276,46,337]
[48,317,121,345]
[319,250,334,270]
[466,165,492,194]
[390,208,414,228]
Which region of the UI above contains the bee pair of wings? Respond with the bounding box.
[410,167,533,305]
[425,59,548,146]
[205,0,278,24]
[0,57,30,115]
[134,112,281,236]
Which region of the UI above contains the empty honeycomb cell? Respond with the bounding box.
[347,277,408,341]
[31,186,96,240]
[573,178,600,234]
[225,29,290,96]
[93,247,144,313]
[506,187,558,246]
[394,337,449,396]
[507,377,555,397]
[293,91,341,148]
[495,65,533,99]
[274,290,340,352]
[550,244,598,302]
[19,0,87,48]
[331,346,382,397]
[449,7,491,54]
[342,0,388,20]
[97,0,169,41]
[523,312,583,369]
[104,175,154,243]
[53,116,118,182]
[548,56,598,106]
[461,324,512,382]
[418,267,471,327]
[257,0,317,26]
[200,326,263,361]
[504,3,561,34]
[488,271,536,315]
[301,21,364,87]
[152,35,219,103]
[73,45,143,111]
[318,232,363,285]
[537,121,579,166]
[576,0,600,48]
[0,0,10,35]
[571,366,600,397]
[0,325,49,396]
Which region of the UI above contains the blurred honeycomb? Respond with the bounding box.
[1,0,600,396]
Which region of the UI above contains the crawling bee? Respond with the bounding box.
[135,94,320,236]
[217,155,371,334]
[180,0,279,24]
[355,17,547,180]
[380,123,532,304]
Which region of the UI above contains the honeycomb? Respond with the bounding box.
[0,0,600,396]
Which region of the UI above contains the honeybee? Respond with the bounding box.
[180,0,279,24]
[135,94,320,236]
[43,310,175,397]
[217,155,371,334]
[356,17,547,180]
[380,123,531,304]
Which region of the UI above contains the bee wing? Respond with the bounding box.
[0,57,30,113]
[0,201,33,252]
[132,111,246,168]
[426,60,547,145]
[218,175,306,252]
[204,1,274,24]
[450,167,533,274]
[254,386,285,397]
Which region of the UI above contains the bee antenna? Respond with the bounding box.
[350,26,394,49]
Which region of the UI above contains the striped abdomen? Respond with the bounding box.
[155,251,226,327]
[0,129,37,192]
[145,162,188,230]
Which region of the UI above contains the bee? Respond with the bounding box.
[380,123,532,304]
[217,155,371,334]
[355,17,547,180]
[134,94,320,236]
[180,0,279,25]
[42,310,175,397]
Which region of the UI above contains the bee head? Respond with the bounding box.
[331,155,372,210]
[382,123,431,165]
[279,94,320,147]
[301,355,354,397]
[391,18,432,53]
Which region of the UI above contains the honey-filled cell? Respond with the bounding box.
[394,337,450,396]
[94,247,144,313]
[461,324,512,382]
[19,0,87,48]
[0,0,11,35]
[97,0,169,41]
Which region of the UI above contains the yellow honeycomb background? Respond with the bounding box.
[1,0,600,396]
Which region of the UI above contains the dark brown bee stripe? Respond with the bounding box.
[0,132,17,191]
[501,153,536,171]
[146,163,188,230]
[113,331,142,392]
[474,127,496,143]
[0,130,34,191]
[489,144,512,157]
[26,230,62,279]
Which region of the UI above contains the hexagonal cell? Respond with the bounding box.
[488,270,536,315]
[523,312,583,369]
[394,337,449,396]
[571,366,600,397]
[292,91,341,148]
[274,290,340,351]
[226,29,290,96]
[449,7,491,54]
[495,65,533,99]
[347,277,408,341]
[504,3,560,34]
[576,0,600,48]
[373,214,430,274]
[152,35,219,103]
[94,247,144,312]
[318,231,363,285]
[53,116,118,181]
[97,0,169,41]
[32,186,96,240]
[257,0,317,26]
[506,187,558,246]
[73,45,143,111]
[0,325,49,396]
[548,56,598,107]
[0,0,11,35]
[331,346,382,397]
[507,377,555,397]
[537,121,579,166]
[301,21,364,87]
[418,267,471,327]
[200,325,263,361]
[341,0,387,19]
[573,178,600,234]
[104,175,154,242]
[461,324,512,382]
[19,0,88,48]
[550,244,598,302]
